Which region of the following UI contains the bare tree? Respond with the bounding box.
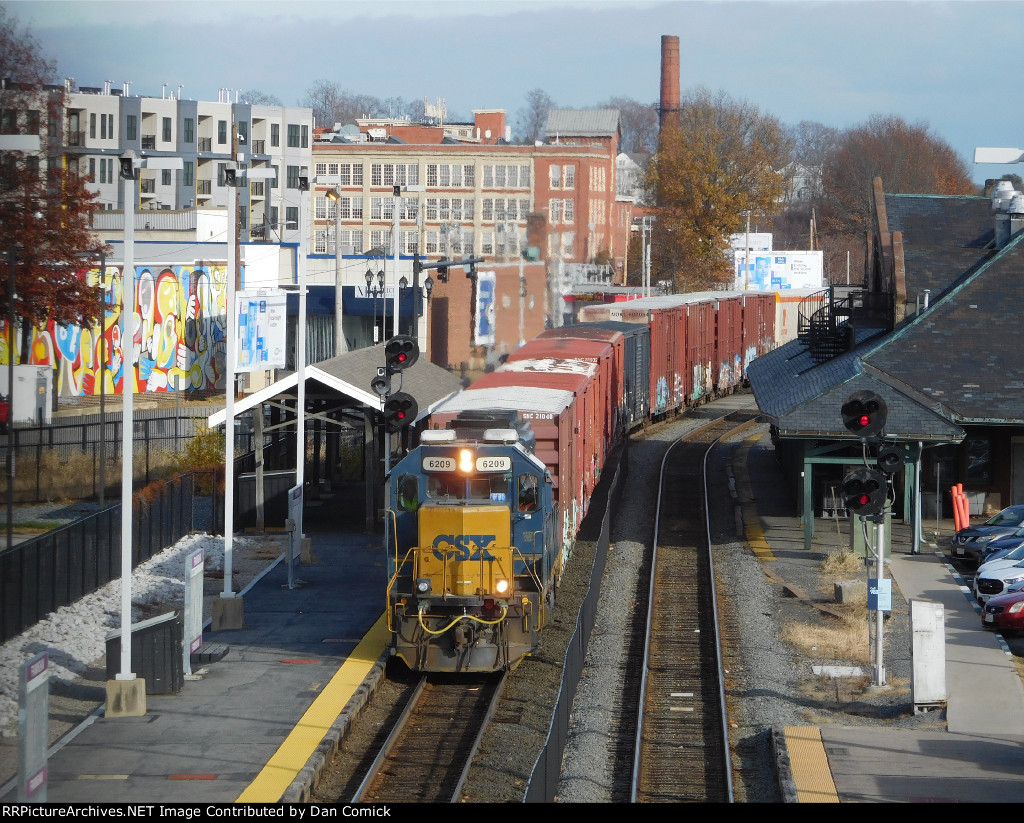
[602,96,658,154]
[515,88,555,145]
[240,89,283,107]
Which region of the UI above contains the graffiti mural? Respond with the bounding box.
[6,264,234,397]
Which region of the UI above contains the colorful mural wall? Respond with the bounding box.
[3,264,235,397]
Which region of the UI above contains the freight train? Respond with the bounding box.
[385,290,777,672]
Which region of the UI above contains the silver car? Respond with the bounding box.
[951,504,1024,564]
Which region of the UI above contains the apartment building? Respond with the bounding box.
[61,82,313,247]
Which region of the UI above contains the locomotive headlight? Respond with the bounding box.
[458,448,475,474]
[494,578,509,595]
[416,578,431,594]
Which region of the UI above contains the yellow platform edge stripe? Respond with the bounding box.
[784,725,839,803]
[236,612,389,803]
[737,431,777,561]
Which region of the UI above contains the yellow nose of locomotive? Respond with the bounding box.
[416,505,513,598]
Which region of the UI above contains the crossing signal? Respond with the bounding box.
[383,392,417,432]
[842,468,887,516]
[841,390,887,438]
[385,335,419,374]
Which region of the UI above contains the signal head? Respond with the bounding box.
[841,390,887,439]
[385,335,419,374]
[842,467,887,516]
[383,392,418,432]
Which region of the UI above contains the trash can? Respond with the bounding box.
[105,611,184,695]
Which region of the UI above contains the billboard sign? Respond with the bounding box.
[734,250,823,290]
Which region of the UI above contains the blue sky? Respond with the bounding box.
[9,0,1024,184]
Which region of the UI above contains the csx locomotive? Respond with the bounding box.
[386,408,559,673]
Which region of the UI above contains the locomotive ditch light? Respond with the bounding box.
[416,578,431,594]
[458,448,474,474]
[495,579,509,595]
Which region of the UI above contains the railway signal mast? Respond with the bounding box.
[840,390,902,687]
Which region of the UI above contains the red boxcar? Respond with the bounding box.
[741,291,776,378]
[428,384,580,568]
[471,364,598,532]
[512,335,619,459]
[577,298,686,419]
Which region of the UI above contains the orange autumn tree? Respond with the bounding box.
[0,6,107,363]
[645,87,792,292]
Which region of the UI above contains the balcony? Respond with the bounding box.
[250,181,265,198]
[197,179,212,196]
[198,137,212,152]
[140,179,156,194]
[67,130,86,147]
[141,135,156,150]
[251,139,265,155]
[797,287,893,364]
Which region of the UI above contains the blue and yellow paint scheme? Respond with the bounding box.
[386,415,557,672]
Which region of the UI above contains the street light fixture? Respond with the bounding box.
[324,186,347,355]
[365,267,385,344]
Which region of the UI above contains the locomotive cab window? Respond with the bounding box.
[427,473,509,502]
[397,474,419,511]
[518,473,540,513]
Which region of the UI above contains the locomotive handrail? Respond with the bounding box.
[386,547,418,632]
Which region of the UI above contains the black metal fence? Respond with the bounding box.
[0,404,247,504]
[0,470,219,644]
[524,438,629,802]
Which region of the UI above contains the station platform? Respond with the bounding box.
[0,521,389,804]
[738,428,1024,803]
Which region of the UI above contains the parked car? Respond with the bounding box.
[975,527,1024,566]
[975,559,1024,603]
[951,504,1024,564]
[982,583,1024,634]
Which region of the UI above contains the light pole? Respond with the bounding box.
[325,186,347,354]
[741,209,751,290]
[364,267,385,344]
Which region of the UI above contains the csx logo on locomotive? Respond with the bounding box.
[431,534,498,561]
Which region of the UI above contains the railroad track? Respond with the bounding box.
[629,410,758,802]
[351,672,506,803]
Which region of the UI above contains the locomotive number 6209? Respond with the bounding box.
[422,457,456,471]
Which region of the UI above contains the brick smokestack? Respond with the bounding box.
[659,34,680,131]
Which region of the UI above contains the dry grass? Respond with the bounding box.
[820,549,865,577]
[783,615,871,663]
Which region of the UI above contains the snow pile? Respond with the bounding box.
[0,533,275,733]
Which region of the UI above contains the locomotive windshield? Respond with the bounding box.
[426,473,510,502]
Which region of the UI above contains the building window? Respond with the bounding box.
[98,157,106,184]
[184,117,194,143]
[89,113,96,139]
[285,206,298,230]
[286,165,300,189]
[519,165,529,188]
[565,165,576,189]
[550,165,561,188]
[315,230,327,254]
[301,125,308,148]
[126,115,137,141]
[162,117,171,143]
[184,161,194,187]
[162,169,171,186]
[271,123,279,147]
[218,120,227,144]
[88,158,95,182]
[465,165,475,187]
[238,121,248,145]
[287,124,300,147]
[549,199,562,223]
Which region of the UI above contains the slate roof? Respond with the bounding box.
[748,184,1024,441]
[867,231,1024,424]
[545,109,620,140]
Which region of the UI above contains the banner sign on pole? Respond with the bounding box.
[18,652,49,802]
[236,290,286,372]
[184,548,205,676]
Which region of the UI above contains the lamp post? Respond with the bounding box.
[364,267,385,344]
[421,272,433,357]
[325,186,347,354]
